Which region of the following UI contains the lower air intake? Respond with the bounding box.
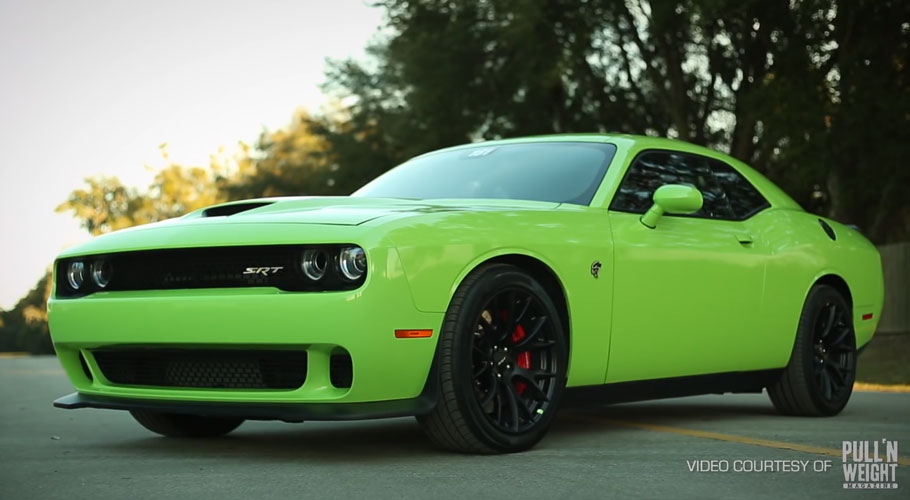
[330,352,353,388]
[92,349,307,389]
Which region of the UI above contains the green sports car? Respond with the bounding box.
[49,134,884,453]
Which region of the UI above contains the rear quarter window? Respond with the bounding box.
[708,159,770,220]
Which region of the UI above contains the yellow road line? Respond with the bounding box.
[854,382,910,393]
[565,414,910,467]
[0,352,30,359]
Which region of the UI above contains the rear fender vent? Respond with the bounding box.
[203,202,273,217]
[818,219,837,241]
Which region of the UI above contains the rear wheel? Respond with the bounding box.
[768,284,856,416]
[130,410,244,438]
[418,264,567,453]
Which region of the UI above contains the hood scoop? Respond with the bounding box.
[203,202,274,217]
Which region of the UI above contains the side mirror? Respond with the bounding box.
[640,184,703,228]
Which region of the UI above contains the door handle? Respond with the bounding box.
[735,233,754,245]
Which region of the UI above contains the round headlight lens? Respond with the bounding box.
[338,246,367,281]
[301,249,329,281]
[67,261,86,290]
[91,259,113,288]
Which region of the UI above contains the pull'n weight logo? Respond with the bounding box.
[842,439,899,489]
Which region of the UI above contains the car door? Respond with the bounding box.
[605,150,771,383]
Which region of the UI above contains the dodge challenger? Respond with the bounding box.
[49,134,884,453]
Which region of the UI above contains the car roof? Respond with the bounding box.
[427,133,728,160]
[421,133,803,211]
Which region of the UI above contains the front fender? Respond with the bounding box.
[385,208,615,387]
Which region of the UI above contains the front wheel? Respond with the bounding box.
[130,410,244,438]
[418,264,568,453]
[768,284,856,416]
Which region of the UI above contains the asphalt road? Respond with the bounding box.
[1,356,906,500]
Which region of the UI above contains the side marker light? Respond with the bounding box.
[395,329,433,339]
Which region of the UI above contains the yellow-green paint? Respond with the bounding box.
[48,134,885,409]
[639,183,704,228]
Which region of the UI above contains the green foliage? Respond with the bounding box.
[221,111,344,198]
[54,177,145,236]
[822,0,910,242]
[56,145,228,236]
[0,273,53,354]
[320,0,909,243]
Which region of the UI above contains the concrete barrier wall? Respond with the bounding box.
[877,242,910,334]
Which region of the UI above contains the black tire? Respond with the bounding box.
[130,410,244,438]
[768,284,856,416]
[418,264,568,454]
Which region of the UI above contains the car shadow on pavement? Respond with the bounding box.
[91,396,778,461]
[97,418,445,462]
[551,396,778,436]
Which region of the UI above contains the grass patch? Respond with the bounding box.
[856,332,910,384]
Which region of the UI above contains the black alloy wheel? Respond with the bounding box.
[418,264,568,453]
[768,284,856,416]
[810,300,856,403]
[470,288,561,434]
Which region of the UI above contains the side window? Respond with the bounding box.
[610,151,734,220]
[709,159,770,220]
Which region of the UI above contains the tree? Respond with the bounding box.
[56,144,229,235]
[54,176,145,236]
[0,272,53,354]
[220,110,344,198]
[319,0,909,242]
[55,110,351,238]
[822,0,910,241]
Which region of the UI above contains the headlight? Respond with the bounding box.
[91,259,113,288]
[338,246,367,281]
[67,261,86,290]
[301,249,329,281]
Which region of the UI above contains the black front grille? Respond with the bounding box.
[92,349,308,389]
[55,244,365,297]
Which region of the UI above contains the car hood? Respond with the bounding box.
[55,196,562,258]
[180,196,561,226]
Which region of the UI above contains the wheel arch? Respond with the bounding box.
[812,273,853,309]
[770,271,855,370]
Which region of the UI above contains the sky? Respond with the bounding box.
[0,0,384,309]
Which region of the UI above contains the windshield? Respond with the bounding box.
[352,142,617,205]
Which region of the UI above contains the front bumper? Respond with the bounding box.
[49,247,444,413]
[53,384,437,421]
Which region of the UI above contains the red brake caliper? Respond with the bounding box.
[510,323,532,395]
